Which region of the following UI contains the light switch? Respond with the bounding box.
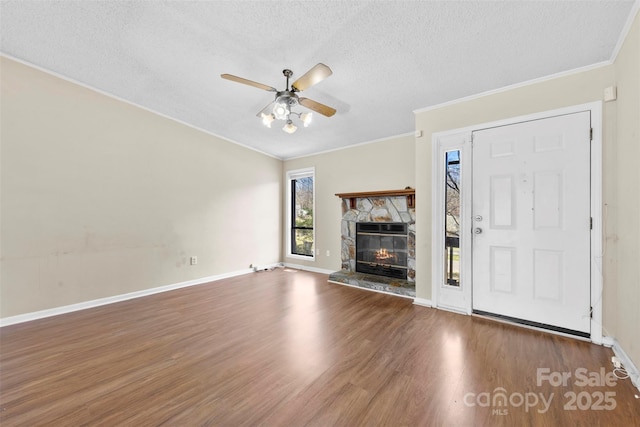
[604,86,617,102]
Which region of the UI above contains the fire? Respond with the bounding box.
[375,248,395,261]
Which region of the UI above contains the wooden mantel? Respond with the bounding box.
[335,188,415,209]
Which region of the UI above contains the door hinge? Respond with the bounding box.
[590,307,593,319]
[590,217,593,230]
[590,128,593,141]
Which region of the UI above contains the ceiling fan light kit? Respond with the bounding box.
[221,63,336,135]
[283,120,297,134]
[300,112,312,127]
[260,112,275,128]
[273,98,290,120]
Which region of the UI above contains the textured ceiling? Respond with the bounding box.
[1,1,636,159]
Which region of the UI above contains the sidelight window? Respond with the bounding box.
[445,151,461,286]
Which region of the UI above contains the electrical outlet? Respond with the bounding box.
[611,356,622,368]
[326,250,330,256]
[190,256,198,265]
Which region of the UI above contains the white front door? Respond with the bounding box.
[472,112,591,334]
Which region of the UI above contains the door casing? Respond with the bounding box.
[430,101,603,343]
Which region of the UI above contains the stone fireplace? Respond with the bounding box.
[329,190,416,297]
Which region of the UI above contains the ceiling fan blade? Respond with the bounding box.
[221,74,277,92]
[299,97,336,117]
[291,63,332,92]
[256,101,275,117]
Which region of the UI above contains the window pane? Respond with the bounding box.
[291,174,314,257]
[294,176,313,227]
[293,229,314,256]
[445,151,461,286]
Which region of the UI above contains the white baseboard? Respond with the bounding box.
[413,298,433,308]
[601,336,615,347]
[605,336,640,392]
[0,268,254,327]
[283,263,335,275]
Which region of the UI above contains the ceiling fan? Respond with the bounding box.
[221,63,336,134]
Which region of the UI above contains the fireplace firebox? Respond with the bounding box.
[356,222,408,279]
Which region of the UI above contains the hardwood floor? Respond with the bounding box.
[1,268,639,426]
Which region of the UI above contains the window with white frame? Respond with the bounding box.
[431,131,471,313]
[287,168,315,258]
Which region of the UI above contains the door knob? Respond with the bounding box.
[474,227,483,234]
[474,215,483,222]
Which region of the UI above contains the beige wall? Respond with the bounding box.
[283,135,415,272]
[608,10,640,368]
[0,57,283,318]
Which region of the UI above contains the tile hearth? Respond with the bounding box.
[328,270,416,298]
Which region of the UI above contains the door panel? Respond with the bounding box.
[490,246,515,293]
[472,112,591,334]
[534,172,563,229]
[490,175,515,228]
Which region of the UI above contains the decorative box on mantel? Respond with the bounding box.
[330,188,416,298]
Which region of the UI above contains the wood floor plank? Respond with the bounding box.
[1,268,639,426]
